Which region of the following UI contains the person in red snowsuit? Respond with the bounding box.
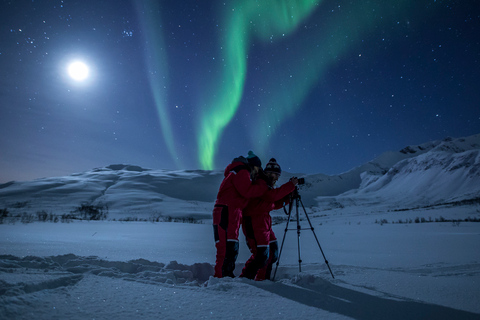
[212,151,269,278]
[240,158,298,281]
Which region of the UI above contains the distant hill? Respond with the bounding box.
[0,165,224,219]
[1,134,479,218]
[311,134,480,210]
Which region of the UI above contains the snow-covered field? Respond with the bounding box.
[1,134,479,319]
[1,204,479,320]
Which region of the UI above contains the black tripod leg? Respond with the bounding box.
[299,198,335,279]
[296,199,302,273]
[272,210,292,281]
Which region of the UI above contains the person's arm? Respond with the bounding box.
[261,180,296,203]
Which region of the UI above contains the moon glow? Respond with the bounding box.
[67,61,89,81]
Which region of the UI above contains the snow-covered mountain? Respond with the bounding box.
[1,134,479,218]
[0,166,224,220]
[312,134,480,210]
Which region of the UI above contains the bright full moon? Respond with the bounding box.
[67,61,89,81]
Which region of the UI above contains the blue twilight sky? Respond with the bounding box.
[0,0,479,183]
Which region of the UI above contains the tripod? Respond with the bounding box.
[272,186,334,280]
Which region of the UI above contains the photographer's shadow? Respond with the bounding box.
[250,276,478,320]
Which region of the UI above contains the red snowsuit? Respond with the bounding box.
[240,177,295,280]
[213,159,269,278]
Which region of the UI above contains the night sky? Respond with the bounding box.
[1,0,479,183]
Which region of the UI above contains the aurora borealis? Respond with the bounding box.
[0,0,479,182]
[196,0,321,169]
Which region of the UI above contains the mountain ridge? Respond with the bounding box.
[1,133,479,216]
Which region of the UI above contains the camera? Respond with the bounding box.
[291,177,305,185]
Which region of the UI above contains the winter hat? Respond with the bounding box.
[264,158,281,175]
[246,150,262,168]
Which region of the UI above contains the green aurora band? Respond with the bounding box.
[136,1,181,167]
[197,0,321,170]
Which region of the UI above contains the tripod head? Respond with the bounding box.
[282,177,305,215]
[284,186,301,216]
[289,177,304,200]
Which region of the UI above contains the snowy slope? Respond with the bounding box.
[315,134,480,210]
[298,134,480,207]
[0,165,224,219]
[1,134,479,217]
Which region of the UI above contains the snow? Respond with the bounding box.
[1,213,479,319]
[1,134,480,319]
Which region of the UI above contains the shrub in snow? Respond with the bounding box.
[72,204,108,221]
